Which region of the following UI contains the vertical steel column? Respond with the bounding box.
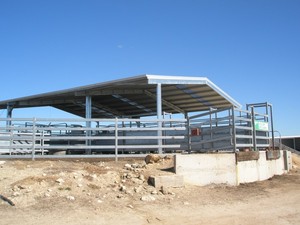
[269,104,275,150]
[186,113,191,153]
[157,83,163,154]
[115,117,118,162]
[31,117,36,160]
[251,107,257,151]
[85,95,92,154]
[231,106,237,152]
[293,138,296,150]
[209,109,213,149]
[6,104,13,129]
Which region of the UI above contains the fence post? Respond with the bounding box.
[9,128,13,156]
[115,117,118,162]
[251,107,257,151]
[187,116,191,153]
[157,83,163,154]
[231,107,237,152]
[32,117,36,160]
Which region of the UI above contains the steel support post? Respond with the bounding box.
[85,95,92,154]
[186,114,191,153]
[269,103,275,150]
[156,83,163,154]
[251,107,257,151]
[31,117,36,160]
[231,106,237,152]
[6,104,13,129]
[115,117,118,162]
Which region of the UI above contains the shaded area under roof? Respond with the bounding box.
[0,75,241,118]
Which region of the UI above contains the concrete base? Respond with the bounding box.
[175,153,237,186]
[237,150,288,184]
[148,175,184,188]
[175,150,292,186]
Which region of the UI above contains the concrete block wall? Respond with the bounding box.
[175,150,292,186]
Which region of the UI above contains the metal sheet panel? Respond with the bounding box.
[0,74,241,118]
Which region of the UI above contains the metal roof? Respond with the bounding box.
[0,74,241,118]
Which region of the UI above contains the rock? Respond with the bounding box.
[0,161,6,165]
[126,190,133,196]
[140,195,156,202]
[163,155,173,160]
[97,199,103,204]
[12,192,20,197]
[145,154,161,164]
[132,178,144,185]
[116,194,123,199]
[151,190,158,195]
[18,185,26,190]
[134,186,143,193]
[66,196,75,201]
[127,204,134,209]
[119,185,126,192]
[39,180,46,186]
[131,163,139,169]
[91,174,97,179]
[124,164,132,170]
[138,174,145,181]
[12,186,20,192]
[160,186,170,195]
[56,178,64,185]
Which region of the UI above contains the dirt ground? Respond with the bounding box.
[1,153,300,225]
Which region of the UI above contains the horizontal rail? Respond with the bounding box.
[197,136,232,145]
[0,117,188,160]
[0,154,153,160]
[235,125,253,131]
[0,135,185,141]
[235,134,253,139]
[0,144,181,150]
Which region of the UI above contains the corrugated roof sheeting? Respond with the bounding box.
[0,74,241,118]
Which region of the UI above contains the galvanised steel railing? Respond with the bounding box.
[0,117,187,160]
[187,106,271,152]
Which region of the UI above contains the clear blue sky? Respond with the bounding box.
[0,0,299,136]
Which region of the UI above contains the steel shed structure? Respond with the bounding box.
[0,74,241,119]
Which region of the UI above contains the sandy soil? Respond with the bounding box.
[0,153,300,225]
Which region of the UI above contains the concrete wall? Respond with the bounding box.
[175,150,292,186]
[237,151,288,184]
[175,153,237,186]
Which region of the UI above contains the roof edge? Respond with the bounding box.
[146,75,241,108]
[146,74,208,85]
[205,79,242,109]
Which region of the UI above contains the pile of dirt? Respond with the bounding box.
[0,155,176,209]
[1,153,300,225]
[292,153,300,169]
